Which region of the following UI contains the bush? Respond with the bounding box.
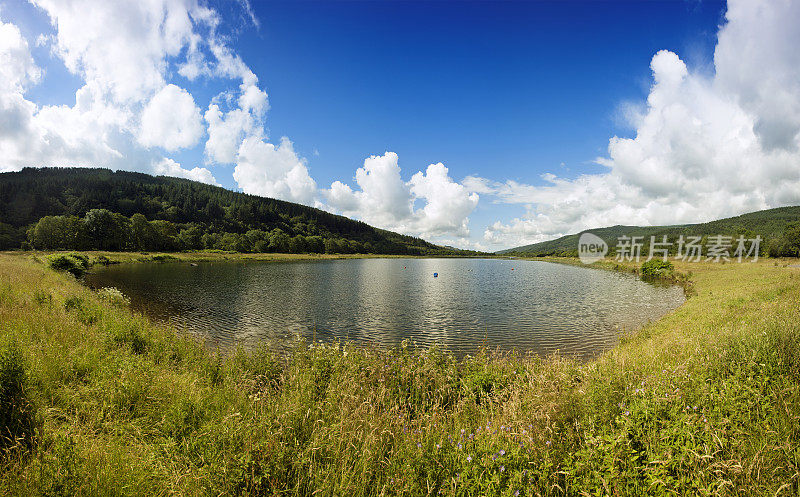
[640,259,674,278]
[0,344,38,457]
[46,253,90,277]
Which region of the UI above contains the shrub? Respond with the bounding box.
[640,259,674,278]
[46,253,90,277]
[0,344,38,457]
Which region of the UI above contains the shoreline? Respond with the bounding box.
[1,252,798,494]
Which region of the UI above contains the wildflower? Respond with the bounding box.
[546,440,551,446]
[469,433,474,440]
[466,455,472,462]
[514,491,520,497]
[417,443,422,448]
[624,411,630,416]
[499,449,505,456]
[500,466,505,472]
[460,428,465,435]
[436,444,441,449]
[457,443,462,450]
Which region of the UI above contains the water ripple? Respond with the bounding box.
[85,258,685,360]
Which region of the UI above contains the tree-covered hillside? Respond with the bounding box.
[0,168,481,255]
[499,206,800,257]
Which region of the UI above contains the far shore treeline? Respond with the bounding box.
[0,168,482,256]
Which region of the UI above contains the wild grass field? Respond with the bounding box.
[0,252,798,495]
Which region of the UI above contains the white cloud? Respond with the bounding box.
[0,16,128,172]
[0,19,42,93]
[325,152,479,239]
[30,0,214,103]
[0,0,274,186]
[152,157,219,186]
[409,163,479,237]
[482,0,800,250]
[233,136,317,205]
[327,152,413,228]
[138,84,203,151]
[204,102,265,164]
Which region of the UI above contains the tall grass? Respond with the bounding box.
[0,253,798,495]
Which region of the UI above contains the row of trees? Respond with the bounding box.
[25,209,431,255]
[0,168,480,255]
[767,222,800,257]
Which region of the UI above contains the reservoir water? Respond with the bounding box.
[85,258,685,359]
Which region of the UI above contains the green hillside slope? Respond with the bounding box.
[0,167,480,255]
[500,206,800,256]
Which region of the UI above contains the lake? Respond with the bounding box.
[85,258,685,359]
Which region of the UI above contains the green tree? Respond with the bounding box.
[84,209,128,250]
[289,235,307,253]
[324,238,338,254]
[129,214,157,251]
[29,216,87,250]
[178,225,203,250]
[0,223,23,250]
[150,220,179,251]
[269,229,290,253]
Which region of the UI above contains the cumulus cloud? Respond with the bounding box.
[0,0,278,189]
[0,15,129,172]
[203,46,270,164]
[30,0,215,103]
[152,157,219,186]
[204,100,265,164]
[325,152,479,239]
[233,136,317,205]
[138,84,204,151]
[0,20,42,93]
[481,0,800,250]
[409,163,479,237]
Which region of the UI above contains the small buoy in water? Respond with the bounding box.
[433,272,438,278]
[190,263,198,266]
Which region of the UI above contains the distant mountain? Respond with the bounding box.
[0,167,482,255]
[499,206,800,256]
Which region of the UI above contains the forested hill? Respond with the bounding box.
[499,206,800,257]
[0,167,480,255]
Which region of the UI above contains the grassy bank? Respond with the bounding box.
[0,253,798,495]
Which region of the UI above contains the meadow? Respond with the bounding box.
[0,252,798,495]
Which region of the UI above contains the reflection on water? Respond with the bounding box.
[85,258,685,359]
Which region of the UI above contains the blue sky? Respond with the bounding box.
[1,0,799,251]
